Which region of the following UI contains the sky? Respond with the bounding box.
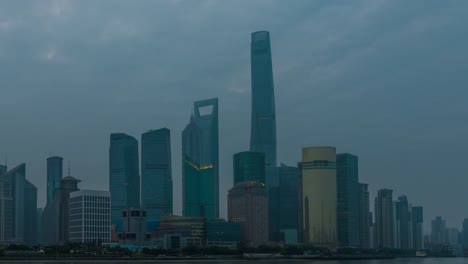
[1,0,467,231]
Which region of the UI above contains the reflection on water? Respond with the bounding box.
[0,258,467,264]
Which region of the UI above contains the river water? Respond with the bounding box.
[0,258,466,264]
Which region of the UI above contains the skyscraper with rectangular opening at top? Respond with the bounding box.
[182,98,219,219]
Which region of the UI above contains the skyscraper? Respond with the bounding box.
[411,206,424,250]
[9,164,26,242]
[0,165,13,242]
[233,151,265,185]
[299,146,337,246]
[228,181,269,247]
[374,189,395,249]
[182,98,219,219]
[278,163,299,244]
[395,195,411,249]
[141,128,173,221]
[109,133,140,230]
[46,156,63,206]
[336,153,359,247]
[431,216,447,246]
[250,31,277,168]
[358,183,370,248]
[24,179,38,245]
[462,218,468,249]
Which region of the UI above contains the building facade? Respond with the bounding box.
[411,206,424,250]
[141,128,173,222]
[228,181,269,247]
[462,218,468,249]
[395,195,411,249]
[47,156,63,206]
[358,183,370,248]
[278,164,299,244]
[0,165,13,242]
[24,179,38,245]
[10,164,26,242]
[156,215,206,249]
[431,216,447,246]
[69,190,111,243]
[206,219,241,249]
[336,153,359,247]
[250,31,277,168]
[233,151,265,185]
[299,147,337,246]
[182,98,219,219]
[109,133,140,231]
[41,176,80,245]
[374,189,394,249]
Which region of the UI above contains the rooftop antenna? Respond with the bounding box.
[68,160,71,176]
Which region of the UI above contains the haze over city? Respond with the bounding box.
[0,0,467,233]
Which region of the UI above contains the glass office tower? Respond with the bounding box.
[250,31,277,168]
[46,156,63,206]
[336,153,360,247]
[141,128,173,221]
[182,98,219,219]
[0,165,13,242]
[233,151,265,185]
[109,133,140,230]
[24,179,38,245]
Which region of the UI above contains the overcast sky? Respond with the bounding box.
[1,0,467,231]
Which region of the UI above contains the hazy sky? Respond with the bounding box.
[1,0,467,231]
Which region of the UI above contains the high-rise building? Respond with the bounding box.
[233,151,265,185]
[358,183,370,248]
[375,189,394,248]
[69,190,111,243]
[41,175,80,245]
[446,228,459,245]
[278,164,299,244]
[46,156,63,206]
[462,218,468,249]
[250,31,277,168]
[412,206,424,250]
[36,208,43,245]
[141,128,173,221]
[109,133,140,230]
[299,147,337,246]
[228,181,269,247]
[206,219,241,249]
[182,98,219,219]
[431,216,447,246]
[9,164,26,242]
[0,165,13,242]
[336,153,359,247]
[395,195,411,249]
[24,179,38,245]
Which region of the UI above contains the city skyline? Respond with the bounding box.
[1,0,467,230]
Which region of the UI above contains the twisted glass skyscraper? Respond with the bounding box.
[182,98,219,219]
[109,133,140,230]
[250,31,277,167]
[141,128,173,221]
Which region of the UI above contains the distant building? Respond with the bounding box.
[9,164,27,242]
[299,147,337,246]
[278,164,299,244]
[141,128,173,222]
[206,219,241,249]
[182,98,219,219]
[375,189,394,248]
[369,212,375,249]
[431,216,447,246]
[118,208,149,244]
[446,228,460,245]
[109,133,140,231]
[336,153,359,247]
[228,181,269,247]
[412,206,424,250]
[358,183,370,248]
[462,219,468,249]
[36,208,43,245]
[233,151,265,185]
[156,215,206,249]
[395,195,411,249]
[0,165,13,243]
[250,30,277,168]
[69,190,111,243]
[46,156,63,206]
[23,179,38,245]
[41,175,80,245]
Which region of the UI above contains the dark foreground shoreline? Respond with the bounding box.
[0,255,397,262]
